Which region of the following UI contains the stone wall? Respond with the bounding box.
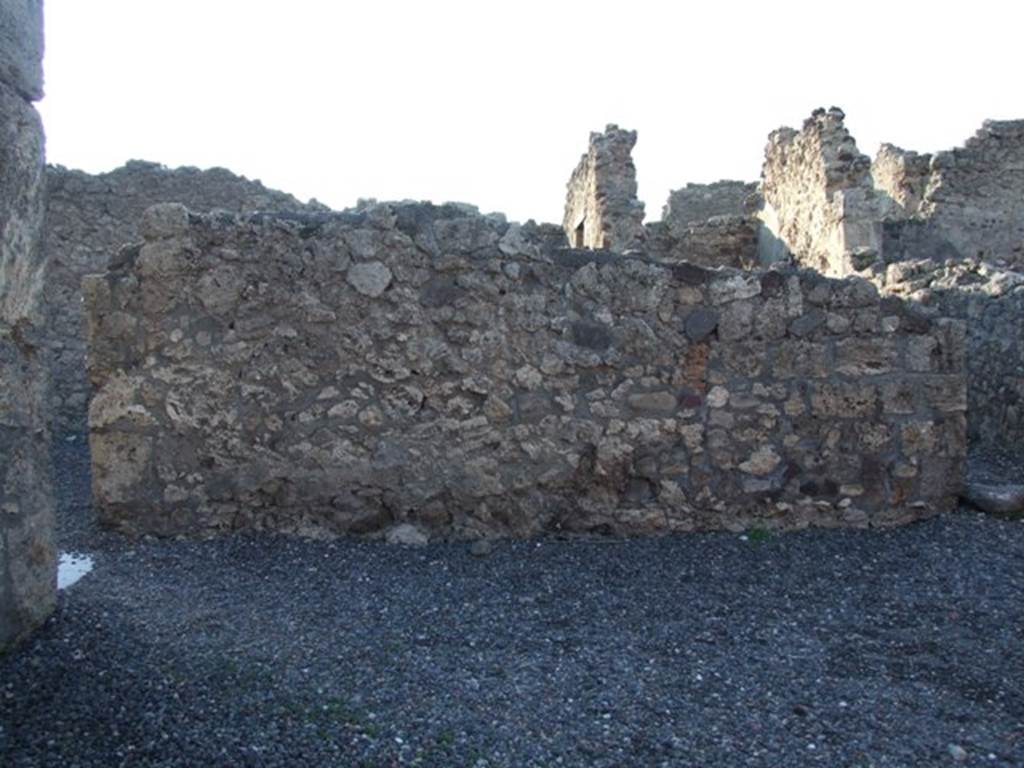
[759,108,885,276]
[662,181,758,228]
[872,144,932,217]
[84,202,966,541]
[43,161,323,433]
[563,125,645,251]
[644,216,760,270]
[0,0,55,651]
[879,258,1024,457]
[918,120,1024,269]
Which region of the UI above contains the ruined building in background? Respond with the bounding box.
[0,0,55,651]
[43,162,325,433]
[563,125,645,251]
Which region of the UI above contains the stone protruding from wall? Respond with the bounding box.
[563,125,645,251]
[43,161,325,433]
[85,202,965,541]
[759,107,884,276]
[0,0,55,651]
[918,120,1024,269]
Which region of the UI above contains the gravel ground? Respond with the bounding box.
[1,439,1022,767]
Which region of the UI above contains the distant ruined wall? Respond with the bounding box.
[644,216,760,270]
[759,108,884,276]
[880,259,1024,456]
[646,180,761,269]
[662,181,758,228]
[84,202,965,540]
[0,0,55,651]
[872,144,932,217]
[918,120,1024,269]
[563,125,645,251]
[43,161,322,433]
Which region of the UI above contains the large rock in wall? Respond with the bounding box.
[84,202,966,540]
[759,107,885,276]
[563,125,645,252]
[0,0,55,650]
[43,161,323,434]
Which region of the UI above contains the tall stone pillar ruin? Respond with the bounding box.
[563,124,646,251]
[0,0,56,650]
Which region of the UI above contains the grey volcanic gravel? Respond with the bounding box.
[1,440,1023,767]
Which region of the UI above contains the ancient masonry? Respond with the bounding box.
[35,103,1022,543]
[0,0,55,651]
[44,161,324,433]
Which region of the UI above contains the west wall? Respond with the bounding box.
[0,0,55,651]
[84,202,966,540]
[43,161,322,433]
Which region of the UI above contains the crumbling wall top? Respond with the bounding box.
[563,124,645,251]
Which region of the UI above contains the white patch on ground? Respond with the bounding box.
[57,552,94,589]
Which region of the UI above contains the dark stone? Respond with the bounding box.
[684,308,719,342]
[789,309,825,338]
[420,276,465,308]
[799,478,839,499]
[671,262,713,285]
[572,321,612,351]
[760,271,785,298]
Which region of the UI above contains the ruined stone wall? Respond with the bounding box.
[43,161,323,433]
[918,120,1024,269]
[879,259,1024,456]
[563,125,645,251]
[0,0,55,650]
[644,216,760,270]
[759,108,884,276]
[872,144,932,217]
[662,181,758,229]
[84,202,965,541]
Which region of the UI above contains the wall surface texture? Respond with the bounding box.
[880,258,1024,456]
[43,161,321,433]
[563,125,645,252]
[0,0,55,650]
[85,203,966,541]
[918,120,1024,269]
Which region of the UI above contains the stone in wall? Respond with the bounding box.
[43,161,325,434]
[759,107,885,276]
[85,201,966,541]
[0,0,55,651]
[918,120,1024,269]
[563,125,645,251]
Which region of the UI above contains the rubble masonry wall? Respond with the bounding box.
[84,202,965,540]
[43,161,321,433]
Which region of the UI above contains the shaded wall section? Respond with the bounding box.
[84,202,965,540]
[0,0,55,651]
[43,161,324,433]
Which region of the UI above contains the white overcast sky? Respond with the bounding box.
[38,0,1023,224]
